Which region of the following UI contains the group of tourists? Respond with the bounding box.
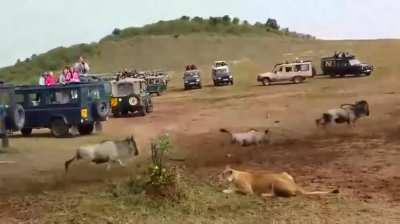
[38,56,90,86]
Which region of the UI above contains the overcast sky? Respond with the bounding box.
[0,0,399,67]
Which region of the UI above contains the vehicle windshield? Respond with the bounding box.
[184,72,200,78]
[349,59,361,66]
[114,82,136,97]
[214,68,227,76]
[272,65,280,73]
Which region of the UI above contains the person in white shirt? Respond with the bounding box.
[38,72,47,86]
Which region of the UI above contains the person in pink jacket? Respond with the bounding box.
[69,67,81,83]
[45,71,57,86]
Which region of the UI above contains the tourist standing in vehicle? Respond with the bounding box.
[59,67,70,84]
[45,71,57,86]
[38,72,47,85]
[74,56,90,75]
[69,67,81,83]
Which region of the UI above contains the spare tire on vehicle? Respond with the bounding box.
[93,101,109,119]
[7,104,25,131]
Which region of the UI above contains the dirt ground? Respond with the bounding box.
[0,69,399,222]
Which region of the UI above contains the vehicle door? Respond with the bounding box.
[337,60,348,74]
[47,88,81,125]
[278,65,294,80]
[17,90,48,128]
[272,66,284,81]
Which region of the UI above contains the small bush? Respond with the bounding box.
[146,134,185,200]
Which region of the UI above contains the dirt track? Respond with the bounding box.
[0,73,399,222]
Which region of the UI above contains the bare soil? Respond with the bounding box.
[0,68,399,223]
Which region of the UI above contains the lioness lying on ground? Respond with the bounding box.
[218,166,339,197]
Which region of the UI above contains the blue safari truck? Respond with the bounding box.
[14,81,110,137]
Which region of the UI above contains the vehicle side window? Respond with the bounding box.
[28,93,43,107]
[278,67,283,72]
[0,92,11,106]
[300,64,310,72]
[50,89,79,105]
[285,66,293,72]
[88,87,100,101]
[15,94,24,105]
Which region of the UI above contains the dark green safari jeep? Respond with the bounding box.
[110,78,153,117]
[0,83,25,147]
[146,72,168,96]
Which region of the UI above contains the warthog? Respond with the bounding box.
[316,100,370,127]
[64,136,139,172]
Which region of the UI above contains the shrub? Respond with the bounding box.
[146,134,184,199]
[266,18,280,30]
[112,28,121,36]
[232,17,240,25]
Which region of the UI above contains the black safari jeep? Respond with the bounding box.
[0,83,25,147]
[110,78,153,117]
[321,52,373,78]
[14,82,110,137]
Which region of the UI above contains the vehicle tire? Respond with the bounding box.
[157,92,161,96]
[293,76,304,84]
[7,104,25,131]
[365,72,371,76]
[51,119,69,138]
[121,110,129,117]
[78,123,94,135]
[230,80,234,85]
[146,99,153,113]
[262,78,271,86]
[94,101,109,119]
[139,105,147,116]
[329,74,336,78]
[21,128,32,137]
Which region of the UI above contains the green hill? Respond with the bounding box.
[0,16,314,84]
[0,16,398,85]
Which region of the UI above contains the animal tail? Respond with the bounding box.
[65,153,80,173]
[219,128,231,134]
[298,187,339,195]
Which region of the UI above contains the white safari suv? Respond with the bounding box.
[257,61,315,86]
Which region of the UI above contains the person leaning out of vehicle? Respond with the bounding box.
[39,71,56,86]
[38,72,47,85]
[74,56,90,75]
[45,71,57,86]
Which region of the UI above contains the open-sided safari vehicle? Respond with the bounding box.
[110,78,153,117]
[14,81,109,138]
[321,52,373,77]
[0,83,25,147]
